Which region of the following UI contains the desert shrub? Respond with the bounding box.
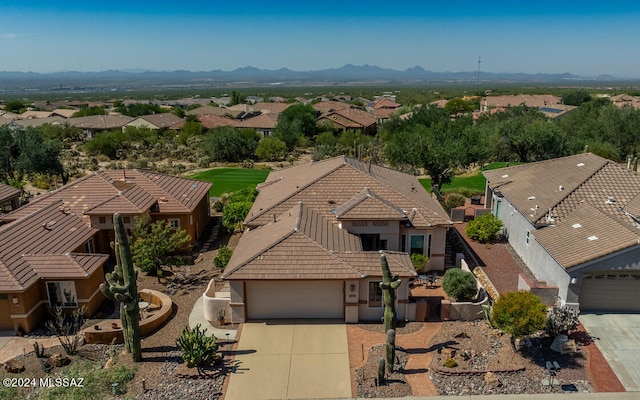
[410,253,428,273]
[256,136,287,161]
[176,323,221,369]
[108,364,137,395]
[442,268,477,301]
[545,306,579,337]
[465,212,503,243]
[493,291,547,346]
[444,192,466,211]
[444,358,458,368]
[46,305,86,355]
[214,245,233,271]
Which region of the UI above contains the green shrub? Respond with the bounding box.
[465,213,503,243]
[410,253,428,273]
[444,192,466,211]
[108,364,136,395]
[493,291,547,345]
[176,323,221,369]
[442,268,477,301]
[256,137,287,161]
[222,201,252,232]
[214,246,233,271]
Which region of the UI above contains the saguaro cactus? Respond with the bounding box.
[377,357,385,385]
[100,213,142,362]
[379,253,401,332]
[386,329,396,372]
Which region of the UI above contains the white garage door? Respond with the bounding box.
[579,272,640,312]
[246,281,344,319]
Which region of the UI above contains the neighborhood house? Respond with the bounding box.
[483,153,640,312]
[207,156,452,323]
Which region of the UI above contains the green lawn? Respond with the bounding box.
[188,168,270,197]
[419,162,525,195]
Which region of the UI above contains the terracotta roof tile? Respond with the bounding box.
[223,203,414,280]
[84,185,157,215]
[246,156,450,229]
[334,188,408,220]
[0,200,98,291]
[133,113,184,129]
[68,114,133,130]
[23,253,107,279]
[533,203,640,269]
[234,113,278,129]
[196,114,238,128]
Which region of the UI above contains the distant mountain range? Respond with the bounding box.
[0,64,631,93]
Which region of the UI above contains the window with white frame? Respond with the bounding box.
[46,281,78,307]
[368,281,382,307]
[84,238,95,253]
[168,218,180,229]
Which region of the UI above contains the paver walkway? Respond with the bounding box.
[347,323,442,397]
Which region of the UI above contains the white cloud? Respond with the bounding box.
[1,33,17,39]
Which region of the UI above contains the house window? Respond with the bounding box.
[410,235,425,255]
[168,219,180,229]
[525,231,530,245]
[46,281,78,308]
[123,217,131,224]
[427,234,432,258]
[84,238,95,254]
[368,282,382,308]
[401,234,406,252]
[361,234,381,251]
[379,239,388,250]
[0,294,8,300]
[99,216,106,224]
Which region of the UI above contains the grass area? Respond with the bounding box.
[419,161,526,195]
[189,168,270,197]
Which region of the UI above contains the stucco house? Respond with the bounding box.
[218,156,452,323]
[483,153,640,312]
[0,170,212,332]
[125,113,184,131]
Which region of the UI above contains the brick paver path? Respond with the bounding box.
[347,323,442,397]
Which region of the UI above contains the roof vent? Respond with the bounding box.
[159,197,168,203]
[606,196,616,204]
[588,235,598,241]
[191,183,198,189]
[527,196,536,200]
[501,174,509,178]
[559,185,564,191]
[572,223,582,229]
[577,163,585,167]
[42,220,57,230]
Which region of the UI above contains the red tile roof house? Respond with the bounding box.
[0,170,211,332]
[205,156,452,323]
[316,108,378,135]
[124,113,185,131]
[483,153,640,312]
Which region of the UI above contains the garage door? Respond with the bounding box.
[246,281,344,319]
[579,272,640,312]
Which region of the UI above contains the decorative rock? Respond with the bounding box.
[551,334,570,353]
[455,332,471,339]
[103,357,115,369]
[442,348,457,358]
[4,360,25,373]
[49,353,71,367]
[484,372,502,388]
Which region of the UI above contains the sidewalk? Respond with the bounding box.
[0,334,60,364]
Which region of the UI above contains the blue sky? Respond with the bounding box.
[1,1,639,77]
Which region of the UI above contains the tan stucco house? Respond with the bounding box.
[215,156,452,323]
[0,170,212,332]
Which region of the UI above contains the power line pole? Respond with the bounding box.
[476,56,481,95]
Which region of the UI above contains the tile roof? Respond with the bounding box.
[0,183,20,204]
[483,153,609,225]
[22,253,107,279]
[2,169,211,222]
[186,105,230,117]
[196,114,238,129]
[18,111,52,119]
[0,200,99,291]
[131,113,184,129]
[51,109,77,118]
[312,101,349,113]
[83,185,157,215]
[334,188,408,220]
[10,116,65,129]
[223,203,415,280]
[318,108,377,129]
[372,98,401,109]
[245,156,451,229]
[68,114,133,130]
[250,102,292,114]
[533,203,640,269]
[234,113,278,129]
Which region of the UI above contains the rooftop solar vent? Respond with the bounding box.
[588,236,598,241]
[577,163,585,167]
[572,223,582,229]
[528,196,536,200]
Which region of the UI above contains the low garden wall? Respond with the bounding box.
[83,289,173,344]
[202,279,231,323]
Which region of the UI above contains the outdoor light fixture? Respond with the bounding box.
[570,277,577,285]
[12,296,19,305]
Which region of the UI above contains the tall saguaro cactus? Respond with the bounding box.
[100,213,142,362]
[379,252,401,372]
[379,253,401,332]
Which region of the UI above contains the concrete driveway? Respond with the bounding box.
[225,320,351,400]
[580,313,640,391]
